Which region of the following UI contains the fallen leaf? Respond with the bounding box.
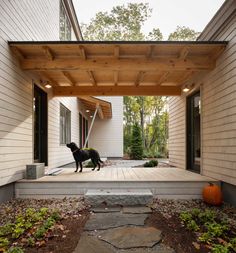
[192,242,200,250]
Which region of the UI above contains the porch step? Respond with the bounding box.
[85,189,153,207]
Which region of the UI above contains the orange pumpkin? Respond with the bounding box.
[202,183,223,205]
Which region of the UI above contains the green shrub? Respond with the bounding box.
[7,247,24,253]
[85,160,94,168]
[198,209,216,223]
[130,123,143,160]
[143,160,158,167]
[186,220,200,231]
[180,211,193,223]
[0,237,10,248]
[229,237,236,251]
[212,244,229,253]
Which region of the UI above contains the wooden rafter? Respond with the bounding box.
[114,46,119,58]
[38,71,58,86]
[157,71,170,85]
[11,47,25,60]
[96,103,104,119]
[146,45,155,59]
[114,71,119,85]
[20,57,215,71]
[62,71,76,86]
[179,47,189,60]
[53,85,181,96]
[79,46,87,59]
[135,71,145,86]
[87,71,96,86]
[42,46,54,60]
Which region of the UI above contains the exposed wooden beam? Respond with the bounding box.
[79,46,87,60]
[78,96,111,107]
[38,71,58,86]
[62,71,76,86]
[21,57,215,72]
[11,46,25,60]
[157,71,170,85]
[114,46,119,59]
[42,46,54,60]
[114,71,119,85]
[179,47,189,60]
[146,45,155,59]
[87,71,96,86]
[53,85,181,96]
[96,103,104,119]
[135,71,145,86]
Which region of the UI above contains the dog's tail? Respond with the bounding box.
[99,159,104,163]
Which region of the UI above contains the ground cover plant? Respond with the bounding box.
[0,198,88,253]
[148,199,236,253]
[180,208,236,252]
[143,159,158,167]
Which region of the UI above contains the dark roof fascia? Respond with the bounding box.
[8,41,228,45]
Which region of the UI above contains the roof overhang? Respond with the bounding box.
[9,41,227,96]
[79,96,112,119]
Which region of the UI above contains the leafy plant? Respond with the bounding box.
[27,237,35,247]
[212,244,229,253]
[199,232,213,243]
[51,211,61,221]
[186,220,200,232]
[12,226,25,239]
[198,209,216,223]
[229,237,236,252]
[143,160,158,167]
[0,237,10,248]
[205,222,229,238]
[180,211,193,223]
[7,247,24,253]
[34,226,47,239]
[0,223,14,236]
[85,160,94,168]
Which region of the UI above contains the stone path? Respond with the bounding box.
[73,206,175,253]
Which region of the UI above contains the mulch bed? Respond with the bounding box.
[146,211,209,253]
[24,212,89,253]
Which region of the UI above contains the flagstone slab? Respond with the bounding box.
[85,213,148,231]
[91,206,121,213]
[73,234,116,253]
[122,206,152,214]
[99,226,162,249]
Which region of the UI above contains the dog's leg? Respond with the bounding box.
[97,161,100,171]
[75,161,78,173]
[91,159,96,171]
[79,162,83,173]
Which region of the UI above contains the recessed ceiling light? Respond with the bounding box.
[45,84,52,89]
[90,115,93,118]
[183,87,190,92]
[86,110,90,113]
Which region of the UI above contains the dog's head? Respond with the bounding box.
[66,142,79,150]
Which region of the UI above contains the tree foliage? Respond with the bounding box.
[168,26,200,41]
[130,122,143,160]
[81,3,199,158]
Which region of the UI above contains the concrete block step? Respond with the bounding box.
[85,189,153,207]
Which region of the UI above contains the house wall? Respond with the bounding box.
[168,0,236,188]
[89,97,124,158]
[0,0,81,190]
[198,0,236,185]
[169,96,186,169]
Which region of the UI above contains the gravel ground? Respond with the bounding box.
[150,198,236,226]
[0,197,90,226]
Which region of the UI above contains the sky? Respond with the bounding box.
[73,0,225,39]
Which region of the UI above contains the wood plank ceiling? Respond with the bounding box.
[9,41,227,96]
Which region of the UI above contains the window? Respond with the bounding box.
[60,104,71,144]
[79,113,88,148]
[59,1,72,41]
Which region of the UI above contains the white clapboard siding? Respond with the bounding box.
[168,0,236,186]
[48,96,80,169]
[89,97,124,157]
[0,0,60,186]
[168,96,186,169]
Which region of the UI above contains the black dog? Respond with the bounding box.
[66,142,103,173]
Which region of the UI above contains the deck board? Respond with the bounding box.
[20,167,217,182]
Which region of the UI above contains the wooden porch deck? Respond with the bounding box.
[15,167,218,199]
